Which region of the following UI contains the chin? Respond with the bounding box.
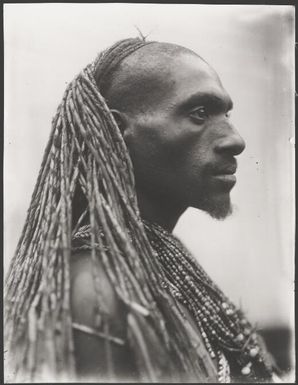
[194,193,233,220]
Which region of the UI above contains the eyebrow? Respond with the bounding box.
[178,91,233,113]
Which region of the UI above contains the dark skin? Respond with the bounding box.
[70,43,246,380]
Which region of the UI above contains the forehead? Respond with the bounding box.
[105,46,232,116]
[159,53,231,110]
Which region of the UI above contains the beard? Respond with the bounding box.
[198,192,233,220]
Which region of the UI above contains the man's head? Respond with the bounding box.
[99,41,246,220]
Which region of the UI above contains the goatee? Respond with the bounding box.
[200,194,233,220]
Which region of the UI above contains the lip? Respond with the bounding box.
[210,162,237,187]
[213,174,236,183]
[212,171,237,189]
[214,166,237,175]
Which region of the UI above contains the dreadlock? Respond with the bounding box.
[4,38,210,382]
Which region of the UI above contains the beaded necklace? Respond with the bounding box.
[72,221,274,382]
[143,220,274,382]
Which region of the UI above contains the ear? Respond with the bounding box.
[110,109,130,136]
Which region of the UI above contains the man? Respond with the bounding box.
[5,37,279,383]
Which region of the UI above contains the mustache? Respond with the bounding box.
[206,158,238,175]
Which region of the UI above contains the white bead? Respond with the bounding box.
[249,347,259,357]
[241,366,251,375]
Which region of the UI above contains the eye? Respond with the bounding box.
[225,110,232,118]
[189,106,208,124]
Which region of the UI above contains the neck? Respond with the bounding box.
[136,190,186,232]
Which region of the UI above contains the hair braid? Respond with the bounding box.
[5,38,210,382]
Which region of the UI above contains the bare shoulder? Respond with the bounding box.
[70,250,126,332]
[69,251,135,380]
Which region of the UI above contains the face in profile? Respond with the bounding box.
[107,46,246,220]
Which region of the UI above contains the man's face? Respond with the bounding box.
[124,53,246,219]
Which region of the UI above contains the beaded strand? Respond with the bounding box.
[143,220,274,382]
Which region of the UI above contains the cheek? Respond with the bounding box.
[182,122,221,168]
[125,117,216,192]
[125,117,172,164]
[183,140,211,170]
[126,135,171,186]
[124,120,188,191]
[125,126,163,168]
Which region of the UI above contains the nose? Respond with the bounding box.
[214,124,246,156]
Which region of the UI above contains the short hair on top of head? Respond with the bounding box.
[96,38,203,115]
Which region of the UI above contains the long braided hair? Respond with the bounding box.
[4,37,211,382]
[5,37,276,383]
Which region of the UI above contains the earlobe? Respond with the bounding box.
[110,109,129,136]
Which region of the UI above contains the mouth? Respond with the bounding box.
[214,164,237,175]
[211,165,237,187]
[212,174,236,185]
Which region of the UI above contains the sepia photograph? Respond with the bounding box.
[3,3,295,383]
